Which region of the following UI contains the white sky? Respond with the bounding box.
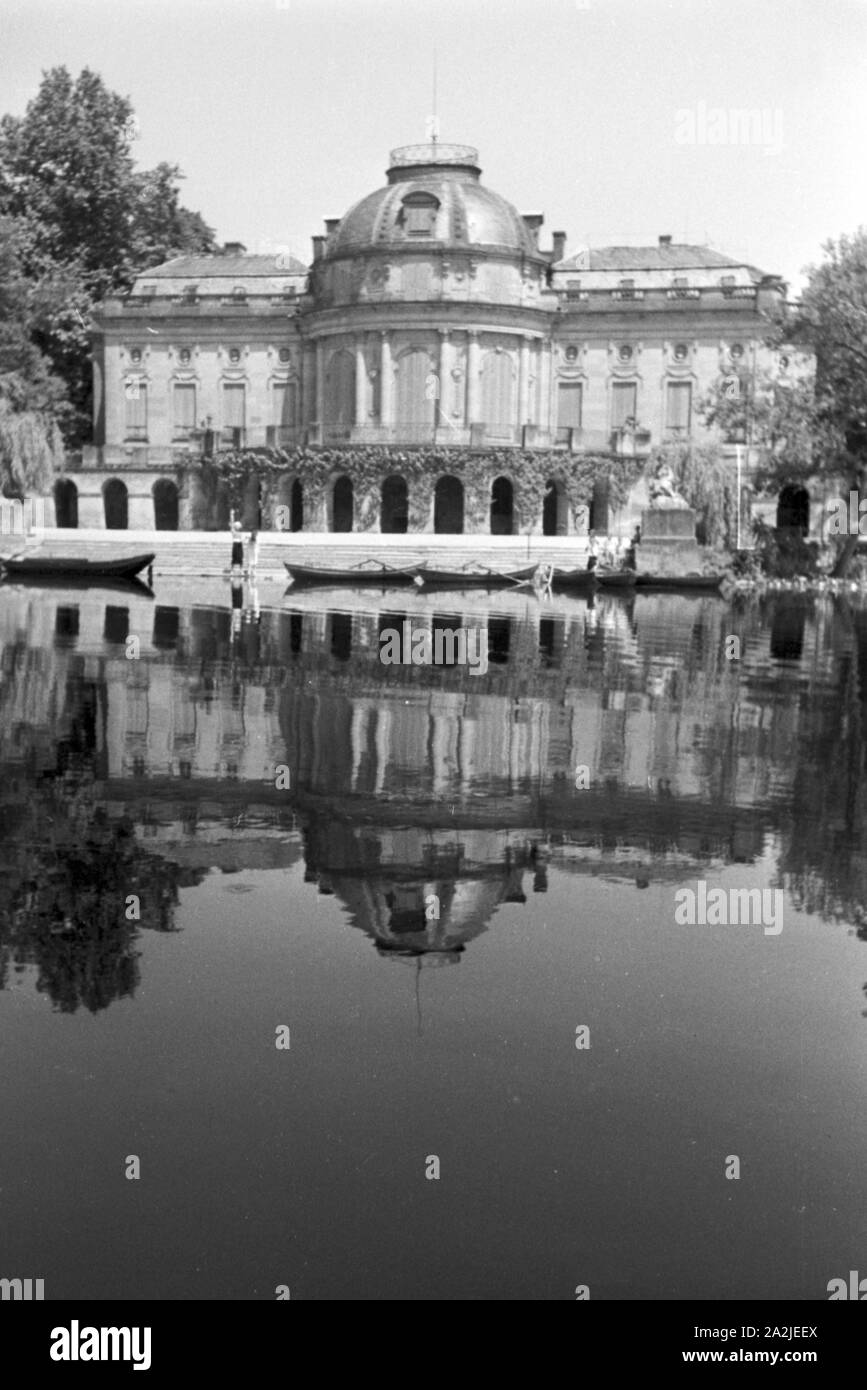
[2,0,866,292]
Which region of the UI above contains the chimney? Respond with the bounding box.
[658,234,672,247]
[223,241,247,255]
[522,213,544,248]
[551,231,566,262]
[324,218,341,236]
[312,235,326,262]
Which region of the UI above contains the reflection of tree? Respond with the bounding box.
[0,674,201,1012]
[775,602,867,937]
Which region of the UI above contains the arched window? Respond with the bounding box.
[480,350,515,440]
[54,478,78,529]
[291,478,304,532]
[776,485,809,535]
[153,478,179,531]
[543,479,566,537]
[103,478,128,530]
[395,348,435,432]
[400,190,440,237]
[490,476,514,535]
[434,476,464,535]
[324,349,355,435]
[332,475,353,532]
[381,475,408,533]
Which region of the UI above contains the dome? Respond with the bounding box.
[328,144,541,259]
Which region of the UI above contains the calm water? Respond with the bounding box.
[1,580,865,1301]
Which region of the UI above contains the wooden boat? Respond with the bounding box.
[549,566,599,590]
[285,560,421,587]
[415,564,534,590]
[635,573,723,592]
[596,569,637,589]
[0,551,155,582]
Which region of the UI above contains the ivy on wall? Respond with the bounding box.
[203,445,645,529]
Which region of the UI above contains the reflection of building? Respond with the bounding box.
[70,141,788,536]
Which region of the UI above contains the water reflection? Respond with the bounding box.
[1,585,867,1010]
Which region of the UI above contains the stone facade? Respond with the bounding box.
[66,141,793,538]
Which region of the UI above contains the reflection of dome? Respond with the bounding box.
[329,144,540,258]
[302,820,539,959]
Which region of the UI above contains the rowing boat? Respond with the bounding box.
[285,561,421,586]
[414,564,536,590]
[0,552,155,582]
[635,574,723,592]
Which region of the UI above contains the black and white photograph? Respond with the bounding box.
[1,0,866,1347]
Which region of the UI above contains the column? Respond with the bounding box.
[354,336,366,427]
[315,341,325,425]
[438,329,452,432]
[518,334,531,425]
[379,331,394,427]
[466,330,480,426]
[301,345,316,427]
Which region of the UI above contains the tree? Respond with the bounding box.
[0,67,216,445]
[793,229,867,573]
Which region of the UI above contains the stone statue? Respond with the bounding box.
[649,462,690,509]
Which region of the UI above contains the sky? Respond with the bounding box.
[1,0,866,292]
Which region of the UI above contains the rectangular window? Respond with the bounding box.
[173,383,196,438]
[124,381,147,440]
[611,381,637,430]
[666,381,692,436]
[557,381,583,432]
[222,383,246,444]
[272,382,297,427]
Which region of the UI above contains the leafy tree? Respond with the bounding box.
[0,67,216,446]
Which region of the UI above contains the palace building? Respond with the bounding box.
[68,140,791,536]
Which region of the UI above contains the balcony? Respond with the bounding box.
[220,427,246,449]
[611,426,652,457]
[265,425,304,448]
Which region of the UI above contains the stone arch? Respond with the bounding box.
[291,478,304,532]
[324,348,355,435]
[490,476,514,535]
[434,475,464,535]
[332,475,354,532]
[777,484,809,535]
[103,477,128,530]
[480,348,516,437]
[381,474,408,533]
[543,479,567,537]
[395,347,435,431]
[54,478,78,528]
[153,477,179,531]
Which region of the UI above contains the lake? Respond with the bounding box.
[1,580,865,1300]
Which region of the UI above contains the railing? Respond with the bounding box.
[220,427,246,449]
[389,143,479,167]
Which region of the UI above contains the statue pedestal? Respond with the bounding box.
[636,507,703,577]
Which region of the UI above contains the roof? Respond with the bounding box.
[140,252,308,278]
[558,244,768,278]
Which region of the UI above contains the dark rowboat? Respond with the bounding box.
[285,561,421,587]
[549,566,599,590]
[415,565,533,590]
[635,574,723,592]
[596,570,637,589]
[0,552,155,582]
